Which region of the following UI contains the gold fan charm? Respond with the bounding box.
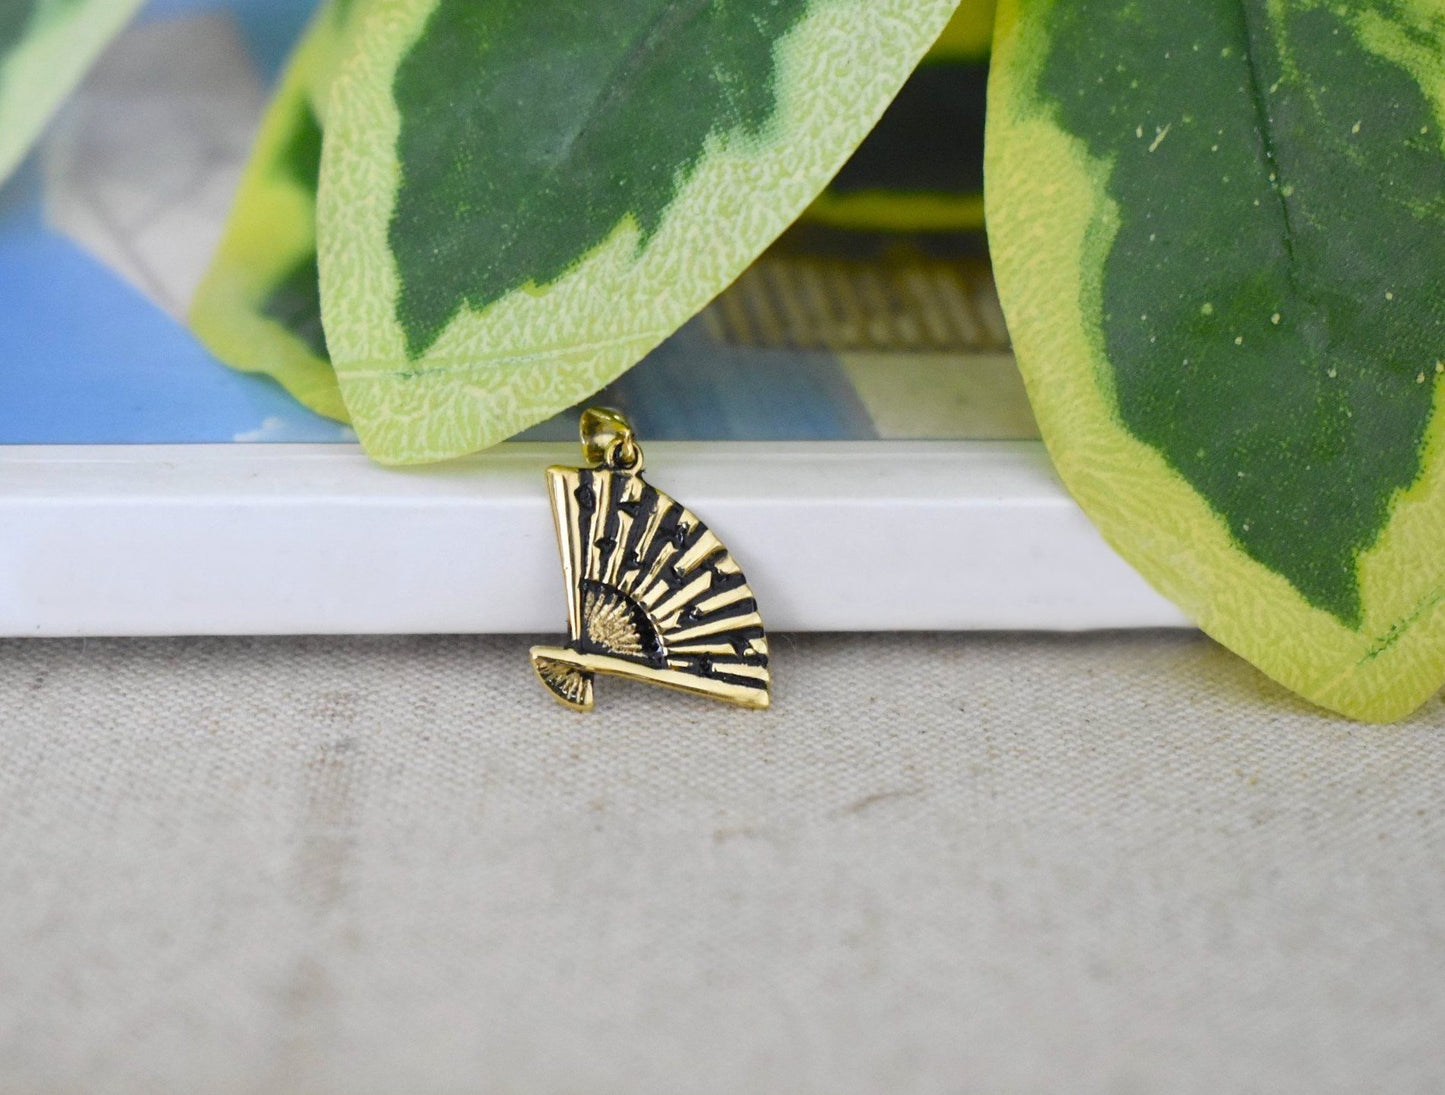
[531,408,770,711]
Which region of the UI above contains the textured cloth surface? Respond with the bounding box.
[0,632,1442,1095]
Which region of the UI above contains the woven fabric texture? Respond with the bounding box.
[1,631,1442,1095]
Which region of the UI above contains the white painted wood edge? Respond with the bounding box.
[0,442,1191,636]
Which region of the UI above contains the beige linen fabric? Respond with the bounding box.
[0,631,1442,1094]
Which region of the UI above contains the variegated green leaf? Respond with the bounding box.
[0,0,143,186]
[928,0,994,59]
[987,0,1445,720]
[188,1,365,422]
[318,0,965,462]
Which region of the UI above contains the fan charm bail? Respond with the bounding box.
[530,408,771,711]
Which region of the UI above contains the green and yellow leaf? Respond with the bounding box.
[317,0,965,462]
[929,0,995,60]
[188,1,365,422]
[0,0,143,186]
[987,0,1445,720]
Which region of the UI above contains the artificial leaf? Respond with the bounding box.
[317,0,965,463]
[0,0,143,186]
[189,0,364,422]
[929,0,995,59]
[987,0,1445,720]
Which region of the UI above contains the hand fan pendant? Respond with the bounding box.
[530,408,771,711]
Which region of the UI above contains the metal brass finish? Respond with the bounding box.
[579,406,642,470]
[531,409,770,711]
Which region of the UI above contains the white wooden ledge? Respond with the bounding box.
[0,442,1189,636]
